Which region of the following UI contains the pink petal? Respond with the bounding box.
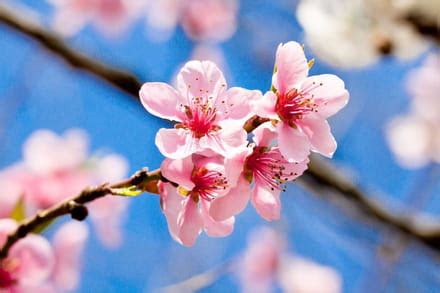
[277,151,310,181]
[299,74,349,118]
[159,183,186,244]
[299,115,337,158]
[9,235,55,286]
[139,82,184,121]
[217,87,262,120]
[224,147,251,187]
[88,196,128,248]
[273,42,309,94]
[251,182,281,221]
[52,222,88,291]
[177,198,203,246]
[200,121,247,158]
[253,91,278,120]
[201,200,235,237]
[176,60,227,99]
[155,128,196,159]
[161,157,195,190]
[277,122,311,163]
[252,122,277,147]
[209,176,251,221]
[0,219,18,246]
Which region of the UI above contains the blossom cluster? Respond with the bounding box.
[140,41,349,246]
[0,219,88,292]
[387,54,440,168]
[297,0,430,68]
[238,227,342,293]
[0,129,129,248]
[49,0,238,42]
[0,129,129,290]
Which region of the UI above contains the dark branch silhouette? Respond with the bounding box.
[1,3,440,253]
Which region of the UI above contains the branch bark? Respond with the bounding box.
[1,3,440,252]
[0,3,142,99]
[0,168,162,259]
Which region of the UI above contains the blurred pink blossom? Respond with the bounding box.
[49,0,143,36]
[255,41,349,162]
[0,129,129,248]
[210,123,309,222]
[239,227,342,293]
[387,54,440,168]
[0,219,88,292]
[159,155,237,246]
[145,0,237,42]
[140,60,260,159]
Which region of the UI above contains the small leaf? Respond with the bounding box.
[33,219,56,234]
[10,196,26,222]
[111,186,143,197]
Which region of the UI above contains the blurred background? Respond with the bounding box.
[0,0,439,292]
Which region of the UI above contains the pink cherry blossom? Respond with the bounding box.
[386,54,440,168]
[145,0,237,42]
[0,219,88,292]
[406,54,440,122]
[0,129,129,248]
[159,155,236,246]
[239,227,284,293]
[49,0,142,36]
[209,123,309,222]
[238,227,342,293]
[278,256,342,293]
[180,0,238,42]
[140,60,260,159]
[255,41,349,162]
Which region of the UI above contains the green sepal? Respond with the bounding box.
[10,196,26,222]
[111,186,143,197]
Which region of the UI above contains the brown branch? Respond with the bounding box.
[298,156,440,251]
[0,168,162,259]
[0,3,142,99]
[1,2,440,253]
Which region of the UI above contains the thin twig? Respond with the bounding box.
[1,3,440,253]
[158,259,235,293]
[0,168,162,259]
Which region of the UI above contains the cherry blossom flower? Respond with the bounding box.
[210,123,309,222]
[0,219,88,292]
[238,227,342,293]
[255,41,349,162]
[0,129,129,248]
[387,54,440,168]
[140,60,260,159]
[145,0,238,42]
[48,0,143,37]
[296,0,428,68]
[158,155,236,246]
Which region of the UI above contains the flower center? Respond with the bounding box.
[0,261,16,288]
[191,167,228,201]
[177,97,221,138]
[275,86,319,127]
[245,147,288,191]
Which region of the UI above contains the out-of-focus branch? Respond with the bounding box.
[297,156,440,251]
[0,3,142,98]
[2,2,440,252]
[159,260,234,293]
[405,13,440,44]
[0,168,162,259]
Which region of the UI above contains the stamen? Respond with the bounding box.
[191,167,228,201]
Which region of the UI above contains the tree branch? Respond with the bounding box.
[0,168,162,259]
[1,3,440,253]
[298,157,440,251]
[0,3,142,99]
